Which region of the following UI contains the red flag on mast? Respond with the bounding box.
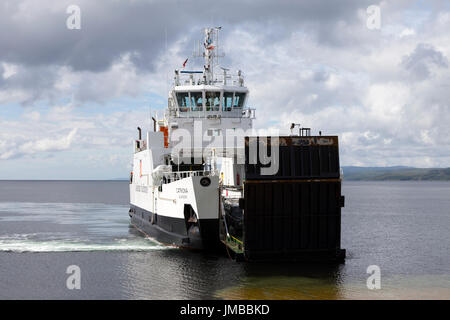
[182,58,188,68]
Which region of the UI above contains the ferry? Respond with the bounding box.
[129,27,346,261]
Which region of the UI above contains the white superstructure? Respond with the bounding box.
[129,27,254,249]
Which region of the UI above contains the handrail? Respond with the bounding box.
[161,169,218,184]
[175,71,244,87]
[174,107,255,118]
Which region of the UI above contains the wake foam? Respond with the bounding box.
[0,202,174,253]
[0,237,170,253]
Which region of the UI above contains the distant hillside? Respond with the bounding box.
[342,166,450,181]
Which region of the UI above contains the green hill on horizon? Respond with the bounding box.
[342,166,450,181]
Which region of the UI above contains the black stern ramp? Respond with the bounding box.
[241,136,346,262]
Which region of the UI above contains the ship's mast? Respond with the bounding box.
[194,27,223,84]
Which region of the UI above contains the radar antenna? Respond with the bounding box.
[193,27,225,84]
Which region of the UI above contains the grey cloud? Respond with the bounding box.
[0,65,61,104]
[313,70,330,82]
[0,0,376,72]
[0,64,4,86]
[0,0,380,105]
[401,43,448,81]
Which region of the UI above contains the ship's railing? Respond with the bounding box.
[169,107,255,119]
[162,169,218,184]
[175,71,244,87]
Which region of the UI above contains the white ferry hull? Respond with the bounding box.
[129,175,221,250]
[129,205,219,250]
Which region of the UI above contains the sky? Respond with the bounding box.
[0,0,449,179]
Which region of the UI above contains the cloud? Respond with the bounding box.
[1,0,450,178]
[0,0,381,106]
[0,0,375,69]
[401,43,448,80]
[0,127,78,160]
[22,128,77,153]
[219,5,450,167]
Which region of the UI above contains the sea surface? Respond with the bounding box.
[0,180,449,300]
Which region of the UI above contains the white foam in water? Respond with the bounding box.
[0,202,174,253]
[0,237,170,253]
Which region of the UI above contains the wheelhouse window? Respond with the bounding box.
[205,91,220,111]
[223,92,234,111]
[176,92,190,111]
[233,92,246,108]
[190,92,203,111]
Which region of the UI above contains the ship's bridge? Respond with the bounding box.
[170,85,254,119]
[168,68,255,119]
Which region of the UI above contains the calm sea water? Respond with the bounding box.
[0,180,449,300]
